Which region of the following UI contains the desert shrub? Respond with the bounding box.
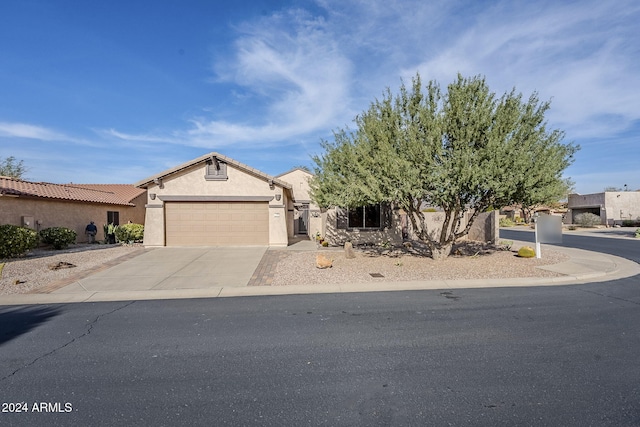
[499,218,515,227]
[39,227,77,250]
[498,240,513,250]
[517,246,536,258]
[622,219,640,227]
[114,223,144,243]
[0,225,38,258]
[574,213,601,228]
[635,228,640,238]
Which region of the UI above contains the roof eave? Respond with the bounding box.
[135,152,292,190]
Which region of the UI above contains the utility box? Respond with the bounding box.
[21,216,35,229]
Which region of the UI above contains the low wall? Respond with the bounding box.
[324,208,498,246]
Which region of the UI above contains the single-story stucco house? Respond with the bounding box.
[135,152,498,248]
[567,191,640,226]
[0,176,146,242]
[135,153,299,247]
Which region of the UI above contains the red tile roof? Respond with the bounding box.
[0,176,146,206]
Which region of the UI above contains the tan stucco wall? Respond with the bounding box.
[324,208,403,246]
[568,192,640,225]
[0,196,146,243]
[141,163,289,247]
[278,169,313,202]
[277,169,322,239]
[323,208,498,247]
[604,192,640,223]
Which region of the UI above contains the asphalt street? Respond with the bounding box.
[500,228,640,263]
[1,232,639,426]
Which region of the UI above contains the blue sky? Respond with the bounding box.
[1,0,638,194]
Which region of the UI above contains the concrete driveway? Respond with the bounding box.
[54,247,268,295]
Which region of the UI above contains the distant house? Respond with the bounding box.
[567,191,640,226]
[499,204,566,222]
[0,176,146,242]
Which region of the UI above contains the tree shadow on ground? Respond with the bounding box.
[0,306,60,346]
[357,240,506,258]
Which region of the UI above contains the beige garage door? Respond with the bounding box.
[165,202,269,246]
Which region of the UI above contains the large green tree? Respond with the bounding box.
[0,156,27,179]
[311,74,578,260]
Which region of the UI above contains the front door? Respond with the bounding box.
[297,204,309,234]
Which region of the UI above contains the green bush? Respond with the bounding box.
[499,218,515,227]
[0,225,38,258]
[114,223,144,243]
[622,219,640,227]
[635,228,640,238]
[39,227,77,250]
[574,213,601,228]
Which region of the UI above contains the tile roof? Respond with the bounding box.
[0,176,146,206]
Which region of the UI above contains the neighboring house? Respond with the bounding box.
[567,191,640,226]
[500,204,566,222]
[134,152,498,248]
[0,177,146,242]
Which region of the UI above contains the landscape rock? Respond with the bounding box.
[316,254,333,269]
[344,242,356,259]
[48,261,77,270]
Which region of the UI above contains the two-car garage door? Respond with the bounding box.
[165,202,269,246]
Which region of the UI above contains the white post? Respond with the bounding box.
[534,215,541,259]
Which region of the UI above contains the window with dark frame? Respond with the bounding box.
[348,205,381,229]
[107,211,120,225]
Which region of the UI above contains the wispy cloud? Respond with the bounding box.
[107,8,353,149]
[0,121,100,146]
[210,9,353,143]
[104,0,640,158]
[0,122,69,141]
[408,0,640,139]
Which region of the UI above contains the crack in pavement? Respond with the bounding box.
[0,301,136,382]
[573,287,640,306]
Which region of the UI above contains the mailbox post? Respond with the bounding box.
[534,214,563,258]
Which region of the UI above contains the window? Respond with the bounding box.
[348,205,381,229]
[205,159,228,181]
[107,211,120,225]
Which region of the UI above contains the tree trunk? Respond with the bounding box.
[431,244,453,261]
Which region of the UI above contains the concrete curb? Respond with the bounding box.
[1,244,638,306]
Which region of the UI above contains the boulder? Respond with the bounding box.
[344,242,356,259]
[316,254,333,269]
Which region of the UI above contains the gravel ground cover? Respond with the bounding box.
[0,241,569,296]
[271,242,569,286]
[0,244,142,296]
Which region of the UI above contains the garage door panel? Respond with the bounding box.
[165,202,268,246]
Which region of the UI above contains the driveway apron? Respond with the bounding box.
[54,247,268,293]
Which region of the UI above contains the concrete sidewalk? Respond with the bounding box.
[1,240,639,306]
